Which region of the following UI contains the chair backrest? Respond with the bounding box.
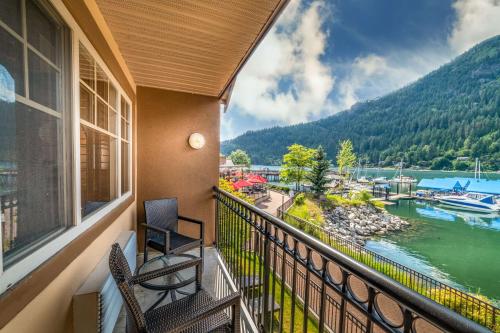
[144,198,179,232]
[109,243,147,333]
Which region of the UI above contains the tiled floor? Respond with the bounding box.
[112,247,222,333]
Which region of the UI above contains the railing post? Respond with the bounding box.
[262,219,272,332]
[338,270,349,333]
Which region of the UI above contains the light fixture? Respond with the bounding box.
[188,133,206,149]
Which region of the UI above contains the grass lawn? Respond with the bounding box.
[287,198,324,226]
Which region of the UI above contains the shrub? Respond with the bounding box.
[294,193,306,205]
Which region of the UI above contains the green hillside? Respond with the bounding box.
[222,36,500,171]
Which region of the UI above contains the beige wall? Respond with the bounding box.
[137,86,220,247]
[1,203,136,333]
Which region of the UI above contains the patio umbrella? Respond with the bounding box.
[247,175,268,183]
[232,179,253,190]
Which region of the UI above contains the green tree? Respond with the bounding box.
[336,140,357,177]
[280,144,316,191]
[229,149,251,167]
[307,146,331,197]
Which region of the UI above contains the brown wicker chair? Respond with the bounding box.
[143,198,204,264]
[109,243,240,333]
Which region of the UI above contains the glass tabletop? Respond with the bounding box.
[137,253,197,290]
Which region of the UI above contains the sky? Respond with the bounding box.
[221,0,500,141]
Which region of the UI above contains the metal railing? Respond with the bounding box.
[214,187,491,333]
[277,201,499,332]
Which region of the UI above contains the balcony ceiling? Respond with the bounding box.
[95,0,288,98]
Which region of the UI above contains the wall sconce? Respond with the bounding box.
[188,133,206,149]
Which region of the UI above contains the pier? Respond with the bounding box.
[251,169,280,182]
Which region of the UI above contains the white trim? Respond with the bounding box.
[0,0,134,293]
[0,193,131,293]
[15,94,62,118]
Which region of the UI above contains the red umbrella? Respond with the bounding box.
[232,179,253,190]
[247,174,268,183]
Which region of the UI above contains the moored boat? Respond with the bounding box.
[437,192,500,212]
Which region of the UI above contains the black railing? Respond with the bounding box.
[214,187,492,333]
[278,202,499,331]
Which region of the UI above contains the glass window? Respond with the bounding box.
[0,28,24,96]
[79,43,126,218]
[80,126,117,217]
[0,0,70,269]
[28,50,58,110]
[120,97,130,194]
[26,0,60,64]
[0,0,22,35]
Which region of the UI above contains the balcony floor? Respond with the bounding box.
[112,247,247,332]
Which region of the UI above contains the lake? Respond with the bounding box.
[254,165,500,302]
[367,200,500,302]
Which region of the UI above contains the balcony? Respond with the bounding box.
[212,188,493,333]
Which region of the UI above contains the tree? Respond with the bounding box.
[280,144,316,191]
[229,149,251,167]
[336,140,357,177]
[307,146,331,197]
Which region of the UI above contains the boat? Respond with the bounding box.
[390,158,417,184]
[373,176,389,184]
[437,192,500,212]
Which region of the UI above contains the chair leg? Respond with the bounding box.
[200,244,204,272]
[143,243,148,263]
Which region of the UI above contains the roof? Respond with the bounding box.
[418,177,500,195]
[466,179,500,195]
[95,0,289,98]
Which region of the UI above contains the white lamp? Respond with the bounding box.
[188,132,206,149]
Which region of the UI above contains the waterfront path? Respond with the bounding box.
[256,190,290,216]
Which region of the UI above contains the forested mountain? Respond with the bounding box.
[221,36,500,171]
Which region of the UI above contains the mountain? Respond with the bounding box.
[221,36,500,171]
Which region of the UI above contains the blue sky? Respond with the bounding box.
[221,0,500,141]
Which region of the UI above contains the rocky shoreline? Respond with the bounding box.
[323,204,410,246]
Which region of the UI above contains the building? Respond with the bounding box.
[0,1,493,333]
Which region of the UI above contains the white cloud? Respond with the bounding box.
[334,50,449,111]
[229,0,334,124]
[449,0,500,53]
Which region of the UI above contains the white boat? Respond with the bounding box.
[390,158,417,183]
[373,176,389,184]
[437,192,500,212]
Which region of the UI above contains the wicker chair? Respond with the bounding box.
[143,198,204,263]
[109,243,240,333]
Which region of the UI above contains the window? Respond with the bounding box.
[0,0,132,284]
[120,97,131,195]
[0,0,71,268]
[79,44,120,218]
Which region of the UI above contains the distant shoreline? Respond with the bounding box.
[251,165,500,174]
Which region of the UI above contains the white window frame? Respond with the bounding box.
[0,0,133,294]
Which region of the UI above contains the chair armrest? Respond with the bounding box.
[178,216,204,240]
[172,292,241,332]
[142,223,170,253]
[178,215,203,225]
[131,257,202,285]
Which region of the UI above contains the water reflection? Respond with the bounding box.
[413,200,500,230]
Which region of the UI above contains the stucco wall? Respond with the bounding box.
[1,203,136,333]
[136,86,220,247]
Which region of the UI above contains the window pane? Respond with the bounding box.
[120,97,129,119]
[79,44,94,90]
[0,27,24,96]
[96,99,107,130]
[109,109,117,134]
[121,118,127,140]
[80,125,117,218]
[121,141,129,194]
[0,0,22,35]
[109,84,117,110]
[29,50,58,110]
[27,0,60,64]
[96,64,108,102]
[0,102,67,267]
[80,83,94,123]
